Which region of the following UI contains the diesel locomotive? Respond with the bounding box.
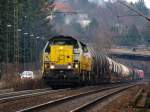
[41,35,144,87]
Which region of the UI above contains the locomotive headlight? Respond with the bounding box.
[75,64,78,68]
[44,63,50,68]
[50,65,55,69]
[60,47,63,50]
[67,65,72,69]
[44,64,47,68]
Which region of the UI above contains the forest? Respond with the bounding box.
[0,0,150,65]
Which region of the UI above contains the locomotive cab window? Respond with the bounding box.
[45,43,50,53]
[80,43,88,53]
[53,39,72,45]
[51,38,79,49]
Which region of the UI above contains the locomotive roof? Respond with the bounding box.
[48,35,86,45]
[49,35,77,41]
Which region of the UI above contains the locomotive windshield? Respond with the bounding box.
[45,36,80,53]
[80,42,88,53]
[51,37,79,48]
[53,39,72,45]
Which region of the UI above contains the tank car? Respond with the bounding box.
[137,70,144,79]
[133,69,144,80]
[41,35,136,87]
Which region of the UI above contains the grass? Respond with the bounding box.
[135,109,147,112]
[145,92,150,108]
[134,91,150,112]
[0,73,48,91]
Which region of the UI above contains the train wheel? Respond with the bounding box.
[88,71,92,85]
[80,70,86,86]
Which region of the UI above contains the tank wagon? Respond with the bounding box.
[41,35,144,87]
[133,69,144,80]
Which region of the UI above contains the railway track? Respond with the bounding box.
[0,85,118,105]
[17,84,136,112]
[0,88,70,103]
[71,85,135,112]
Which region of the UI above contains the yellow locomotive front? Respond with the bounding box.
[42,36,92,87]
[43,36,79,72]
[46,45,74,70]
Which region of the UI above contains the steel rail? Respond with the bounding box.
[70,84,136,112]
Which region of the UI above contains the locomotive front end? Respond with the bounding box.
[42,36,80,87]
[46,45,74,70]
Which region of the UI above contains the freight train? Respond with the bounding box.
[41,35,144,87]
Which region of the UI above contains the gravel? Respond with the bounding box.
[85,82,150,112]
[0,85,106,112]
